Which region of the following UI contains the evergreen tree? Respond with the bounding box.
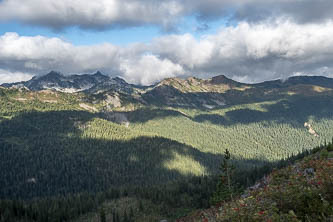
[129,207,134,221]
[112,209,116,222]
[138,200,144,211]
[123,209,128,222]
[210,149,236,205]
[99,208,106,222]
[116,211,120,222]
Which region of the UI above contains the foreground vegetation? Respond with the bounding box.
[178,143,333,221]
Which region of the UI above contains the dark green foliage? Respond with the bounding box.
[0,193,98,222]
[122,209,128,222]
[129,207,134,219]
[211,149,237,204]
[99,208,106,222]
[0,143,325,222]
[116,211,120,222]
[327,141,333,152]
[0,109,227,199]
[138,200,143,211]
[112,210,116,222]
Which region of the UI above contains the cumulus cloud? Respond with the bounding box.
[0,32,120,73]
[150,19,333,82]
[1,20,333,85]
[0,69,33,84]
[120,54,184,85]
[0,0,183,30]
[181,0,333,24]
[0,0,332,30]
[0,32,184,85]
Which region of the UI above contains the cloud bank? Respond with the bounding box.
[0,0,183,30]
[0,69,33,84]
[1,20,333,85]
[0,0,333,31]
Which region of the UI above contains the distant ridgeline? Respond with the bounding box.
[1,71,333,221]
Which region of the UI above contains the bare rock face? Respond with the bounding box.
[79,103,98,112]
[304,122,319,137]
[105,93,122,108]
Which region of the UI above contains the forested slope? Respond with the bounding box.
[1,86,333,198]
[1,74,333,221]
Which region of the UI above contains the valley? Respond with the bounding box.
[1,72,333,221]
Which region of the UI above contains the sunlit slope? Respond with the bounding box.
[128,95,333,161]
[1,86,333,199]
[0,110,221,199]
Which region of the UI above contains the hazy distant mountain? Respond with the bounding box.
[255,75,333,89]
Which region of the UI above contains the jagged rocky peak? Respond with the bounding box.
[112,76,127,83]
[156,77,195,90]
[159,77,182,85]
[186,76,202,85]
[93,71,104,76]
[40,71,63,78]
[87,71,110,82]
[46,70,62,76]
[186,76,200,81]
[92,71,108,79]
[1,71,117,92]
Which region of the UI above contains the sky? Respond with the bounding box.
[0,0,333,85]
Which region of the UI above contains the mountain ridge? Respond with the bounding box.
[2,71,333,109]
[2,71,333,92]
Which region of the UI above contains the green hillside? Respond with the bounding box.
[1,75,333,221]
[2,87,333,198]
[178,143,333,222]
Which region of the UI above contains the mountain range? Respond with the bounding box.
[2,71,333,109]
[1,71,136,93]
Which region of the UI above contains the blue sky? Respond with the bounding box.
[0,21,160,45]
[0,15,230,46]
[0,0,333,85]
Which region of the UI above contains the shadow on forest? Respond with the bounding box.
[142,85,228,108]
[0,110,272,200]
[142,84,291,110]
[125,108,189,123]
[126,91,333,129]
[194,95,333,127]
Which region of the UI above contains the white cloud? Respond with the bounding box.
[150,34,214,69]
[0,32,184,85]
[150,19,333,82]
[181,0,333,24]
[0,32,121,73]
[0,69,33,84]
[120,54,184,85]
[1,20,333,85]
[0,0,183,30]
[0,0,332,30]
